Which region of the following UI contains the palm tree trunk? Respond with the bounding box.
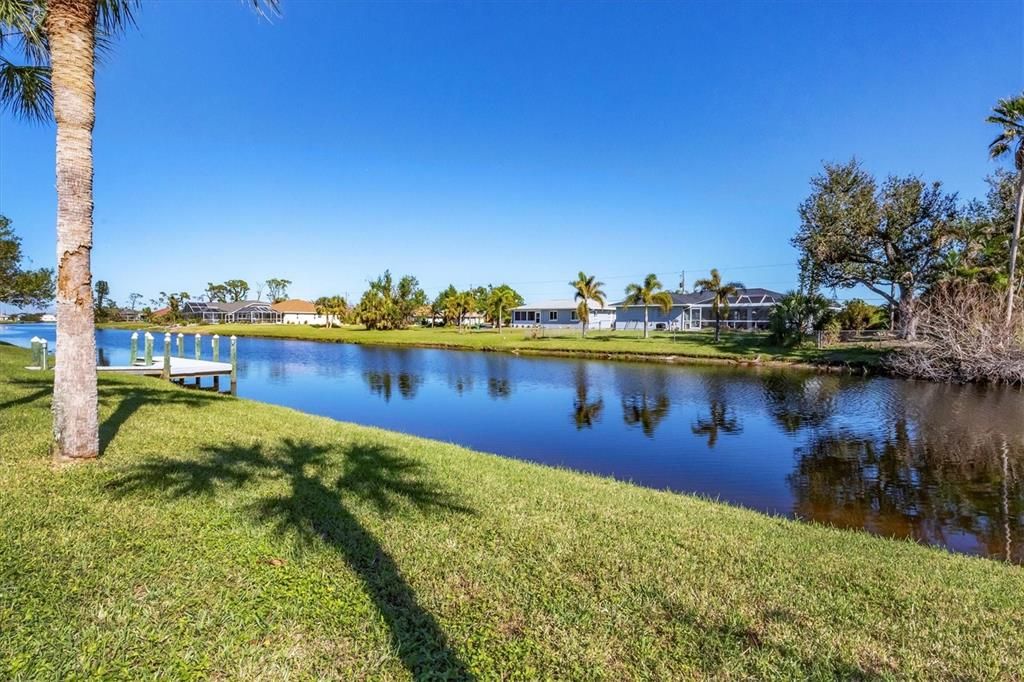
[46,0,99,461]
[1006,176,1024,326]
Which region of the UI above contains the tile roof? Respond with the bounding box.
[271,299,317,314]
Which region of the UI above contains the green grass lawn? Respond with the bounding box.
[1,344,1020,679]
[101,322,889,369]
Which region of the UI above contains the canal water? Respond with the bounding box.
[4,323,1023,562]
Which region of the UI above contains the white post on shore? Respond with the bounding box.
[40,339,48,370]
[176,332,185,358]
[29,337,41,368]
[194,333,202,361]
[162,332,171,380]
[212,334,220,362]
[130,332,138,366]
[229,335,237,395]
[144,332,154,366]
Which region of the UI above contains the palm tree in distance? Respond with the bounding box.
[569,271,607,338]
[624,273,674,339]
[987,93,1024,324]
[693,269,744,343]
[1,0,277,460]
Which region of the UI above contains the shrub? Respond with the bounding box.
[887,281,1024,383]
[769,292,835,346]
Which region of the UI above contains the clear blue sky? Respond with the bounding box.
[1,0,1021,306]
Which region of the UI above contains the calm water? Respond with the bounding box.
[4,323,1024,562]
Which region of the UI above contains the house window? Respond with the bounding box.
[514,311,527,322]
[549,311,558,321]
[571,311,579,321]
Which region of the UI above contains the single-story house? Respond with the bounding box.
[40,313,57,323]
[615,288,784,331]
[510,299,617,330]
[272,299,332,325]
[181,300,282,324]
[117,308,142,322]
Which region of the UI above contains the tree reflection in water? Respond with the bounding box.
[760,370,843,433]
[691,400,742,447]
[571,366,603,429]
[364,371,423,402]
[622,392,670,437]
[788,380,1024,562]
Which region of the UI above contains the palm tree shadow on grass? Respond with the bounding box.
[98,385,221,455]
[106,437,476,680]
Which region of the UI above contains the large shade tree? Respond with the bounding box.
[693,268,743,342]
[1,0,275,460]
[0,215,54,309]
[569,271,606,338]
[987,93,1024,324]
[792,160,959,340]
[623,273,673,339]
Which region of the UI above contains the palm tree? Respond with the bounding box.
[315,295,348,328]
[2,1,137,460]
[987,93,1024,324]
[485,285,521,333]
[569,271,606,338]
[1,0,275,461]
[693,269,744,342]
[623,273,674,339]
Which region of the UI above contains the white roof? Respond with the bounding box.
[513,298,614,311]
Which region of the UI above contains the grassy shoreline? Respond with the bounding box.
[1,343,1021,678]
[99,322,890,371]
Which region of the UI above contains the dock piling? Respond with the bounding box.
[177,333,184,358]
[162,333,171,380]
[194,333,202,361]
[230,335,237,395]
[30,337,41,368]
[130,332,138,366]
[144,332,154,366]
[212,334,220,362]
[40,339,48,370]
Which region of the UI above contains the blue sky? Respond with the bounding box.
[1,0,1021,306]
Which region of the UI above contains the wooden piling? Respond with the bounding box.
[162,333,171,380]
[40,339,48,370]
[230,335,238,395]
[212,334,220,362]
[144,332,154,366]
[30,337,41,368]
[177,333,185,358]
[194,333,202,361]
[130,332,138,366]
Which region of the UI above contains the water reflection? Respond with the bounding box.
[571,367,604,429]
[789,382,1024,562]
[621,392,671,437]
[760,371,841,433]
[691,400,742,448]
[364,371,423,402]
[487,377,512,399]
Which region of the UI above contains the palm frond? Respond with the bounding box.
[0,57,52,122]
[96,0,139,35]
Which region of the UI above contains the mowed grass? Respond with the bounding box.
[103,322,889,369]
[1,344,1020,679]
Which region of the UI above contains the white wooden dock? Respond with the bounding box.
[98,357,233,377]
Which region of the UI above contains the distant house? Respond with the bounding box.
[40,313,57,323]
[272,299,331,325]
[181,300,282,324]
[117,308,142,322]
[510,299,617,330]
[615,288,784,331]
